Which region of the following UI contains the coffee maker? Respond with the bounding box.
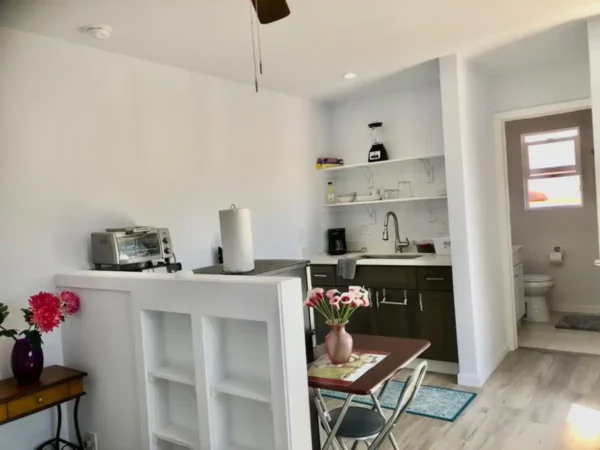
[327,228,347,255]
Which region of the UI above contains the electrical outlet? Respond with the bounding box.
[83,432,98,450]
[359,225,371,235]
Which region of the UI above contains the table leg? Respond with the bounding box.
[73,397,84,448]
[369,393,400,450]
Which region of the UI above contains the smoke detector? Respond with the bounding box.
[85,25,113,39]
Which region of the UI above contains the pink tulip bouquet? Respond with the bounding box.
[304,286,370,325]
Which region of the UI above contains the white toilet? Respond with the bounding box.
[523,274,554,322]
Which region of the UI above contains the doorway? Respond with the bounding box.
[503,107,600,354]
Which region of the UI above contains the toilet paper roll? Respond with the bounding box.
[219,205,255,273]
[549,251,563,265]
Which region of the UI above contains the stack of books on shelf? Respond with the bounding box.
[316,158,344,170]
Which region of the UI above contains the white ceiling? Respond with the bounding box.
[1,0,600,100]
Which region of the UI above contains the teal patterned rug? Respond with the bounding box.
[321,381,476,422]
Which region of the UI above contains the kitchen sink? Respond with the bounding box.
[361,254,423,260]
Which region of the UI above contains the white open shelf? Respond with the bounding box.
[202,317,275,450]
[325,195,447,208]
[213,378,271,404]
[317,154,444,172]
[149,366,195,386]
[154,424,200,449]
[143,311,195,387]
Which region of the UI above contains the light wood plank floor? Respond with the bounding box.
[324,349,600,449]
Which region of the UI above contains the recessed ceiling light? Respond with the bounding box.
[342,73,357,80]
[85,25,113,40]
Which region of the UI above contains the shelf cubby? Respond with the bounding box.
[150,378,200,449]
[142,311,195,386]
[213,395,275,450]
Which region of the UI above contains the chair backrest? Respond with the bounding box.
[368,361,428,449]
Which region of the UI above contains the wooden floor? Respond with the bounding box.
[325,349,600,449]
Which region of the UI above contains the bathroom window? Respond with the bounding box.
[521,127,582,209]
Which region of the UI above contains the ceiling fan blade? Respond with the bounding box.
[250,0,290,24]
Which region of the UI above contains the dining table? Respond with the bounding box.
[308,335,431,450]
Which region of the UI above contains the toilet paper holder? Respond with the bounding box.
[554,246,561,252]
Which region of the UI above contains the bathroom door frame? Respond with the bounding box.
[493,98,592,351]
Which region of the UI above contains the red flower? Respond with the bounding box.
[59,291,80,315]
[29,292,62,333]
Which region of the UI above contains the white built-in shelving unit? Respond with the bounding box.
[124,275,310,450]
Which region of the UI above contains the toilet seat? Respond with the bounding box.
[524,274,553,283]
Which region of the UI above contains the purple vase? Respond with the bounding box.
[11,338,44,385]
[325,322,353,365]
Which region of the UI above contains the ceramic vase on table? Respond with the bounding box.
[11,338,44,385]
[325,321,353,364]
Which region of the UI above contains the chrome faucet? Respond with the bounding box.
[382,211,410,253]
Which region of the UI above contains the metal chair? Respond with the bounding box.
[326,361,428,450]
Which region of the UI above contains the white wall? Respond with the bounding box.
[439,55,510,387]
[0,27,328,447]
[587,18,600,262]
[490,60,591,113]
[327,62,449,252]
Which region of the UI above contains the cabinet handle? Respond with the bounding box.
[426,277,444,281]
[375,289,380,309]
[368,288,374,308]
[380,289,408,306]
[37,397,44,404]
[314,274,328,278]
[419,293,423,312]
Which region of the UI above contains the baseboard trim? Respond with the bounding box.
[405,358,459,376]
[457,372,483,388]
[551,304,600,315]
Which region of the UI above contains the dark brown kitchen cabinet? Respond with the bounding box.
[337,266,417,289]
[308,264,458,363]
[375,288,416,339]
[313,286,374,344]
[417,290,458,362]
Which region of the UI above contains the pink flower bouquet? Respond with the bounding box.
[304,286,370,325]
[0,291,81,348]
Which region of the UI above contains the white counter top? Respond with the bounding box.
[309,253,452,267]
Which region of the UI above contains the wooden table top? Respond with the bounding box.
[0,365,87,403]
[309,335,430,395]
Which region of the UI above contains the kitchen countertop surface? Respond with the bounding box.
[310,246,523,267]
[309,253,452,267]
[193,259,310,275]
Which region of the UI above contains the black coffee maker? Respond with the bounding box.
[327,228,347,255]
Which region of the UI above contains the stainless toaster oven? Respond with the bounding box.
[91,227,174,268]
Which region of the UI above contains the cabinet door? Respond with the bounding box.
[375,288,416,339]
[312,285,335,345]
[513,263,525,321]
[345,287,375,337]
[313,286,375,344]
[418,291,458,362]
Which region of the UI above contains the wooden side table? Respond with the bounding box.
[0,365,88,450]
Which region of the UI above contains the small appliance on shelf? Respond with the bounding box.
[91,227,181,272]
[368,122,389,163]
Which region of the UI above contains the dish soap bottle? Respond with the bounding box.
[327,182,335,204]
[368,122,389,163]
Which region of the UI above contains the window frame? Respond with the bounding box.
[520,127,583,210]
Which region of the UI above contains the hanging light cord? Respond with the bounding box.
[256,0,263,75]
[249,0,259,92]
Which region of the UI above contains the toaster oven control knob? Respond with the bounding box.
[164,248,171,254]
[162,237,169,244]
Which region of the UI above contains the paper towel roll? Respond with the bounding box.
[219,205,255,273]
[549,250,563,265]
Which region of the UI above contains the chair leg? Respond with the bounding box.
[351,441,361,450]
